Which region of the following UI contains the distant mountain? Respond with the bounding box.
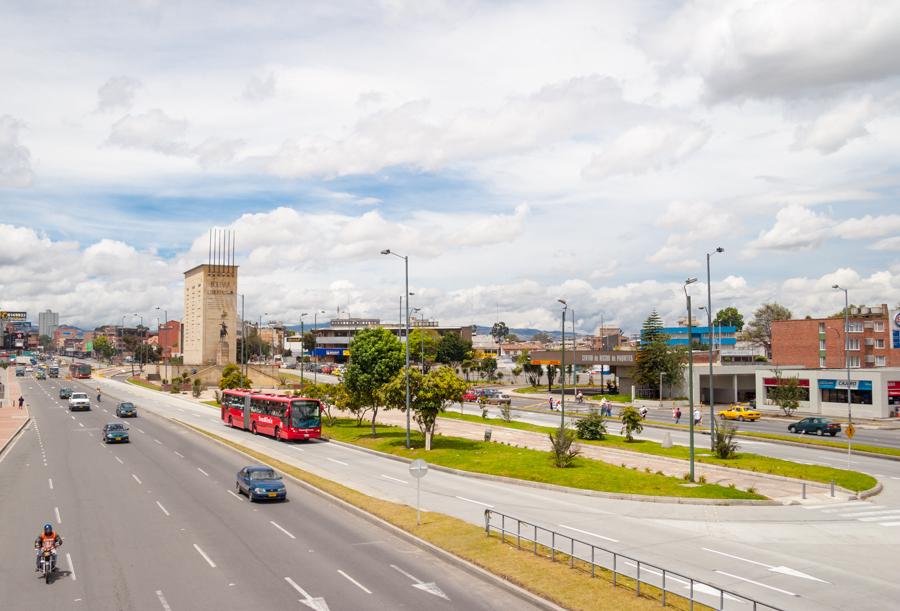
[472,325,562,340]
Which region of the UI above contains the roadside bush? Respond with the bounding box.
[619,407,643,441]
[549,426,580,468]
[574,412,606,440]
[170,375,183,393]
[499,401,512,422]
[714,423,740,459]
[192,378,202,398]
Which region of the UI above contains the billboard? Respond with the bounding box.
[0,311,27,321]
[892,310,900,349]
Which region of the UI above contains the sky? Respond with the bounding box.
[1,0,900,335]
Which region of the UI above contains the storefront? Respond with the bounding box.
[755,367,900,418]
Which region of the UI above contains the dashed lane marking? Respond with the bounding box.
[270,521,296,539]
[156,501,170,516]
[326,457,348,466]
[155,590,172,611]
[132,474,142,485]
[338,569,372,594]
[193,544,216,568]
[455,495,494,508]
[197,467,210,477]
[380,474,407,484]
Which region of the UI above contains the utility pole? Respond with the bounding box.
[684,278,698,482]
[833,285,853,467]
[558,299,567,429]
[706,247,724,449]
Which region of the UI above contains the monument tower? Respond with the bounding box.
[183,229,238,366]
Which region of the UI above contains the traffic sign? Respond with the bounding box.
[846,424,856,439]
[409,459,428,526]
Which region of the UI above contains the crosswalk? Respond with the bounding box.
[804,501,900,526]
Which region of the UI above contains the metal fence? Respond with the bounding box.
[484,510,784,611]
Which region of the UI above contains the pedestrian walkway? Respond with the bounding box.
[803,500,900,527]
[0,367,30,453]
[370,409,861,504]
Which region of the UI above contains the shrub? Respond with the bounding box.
[713,423,740,459]
[619,407,644,441]
[192,378,202,398]
[698,475,707,484]
[499,401,512,422]
[574,412,606,440]
[548,426,580,468]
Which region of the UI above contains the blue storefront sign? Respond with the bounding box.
[818,379,872,391]
[312,348,349,356]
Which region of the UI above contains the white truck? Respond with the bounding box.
[68,392,91,412]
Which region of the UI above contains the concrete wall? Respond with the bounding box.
[182,264,237,366]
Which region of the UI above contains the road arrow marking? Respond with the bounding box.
[714,571,797,597]
[285,577,330,611]
[390,564,450,600]
[702,548,829,583]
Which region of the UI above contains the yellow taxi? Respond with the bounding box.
[717,405,761,422]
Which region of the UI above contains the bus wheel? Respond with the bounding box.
[251,423,257,435]
[274,426,280,441]
[228,416,233,427]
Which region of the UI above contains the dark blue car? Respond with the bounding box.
[235,466,287,502]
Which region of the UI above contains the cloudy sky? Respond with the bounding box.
[2,0,900,334]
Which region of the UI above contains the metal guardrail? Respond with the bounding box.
[484,510,784,611]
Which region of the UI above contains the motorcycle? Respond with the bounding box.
[38,541,56,584]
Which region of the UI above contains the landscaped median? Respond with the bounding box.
[439,411,877,494]
[178,421,708,611]
[324,419,763,500]
[736,430,900,459]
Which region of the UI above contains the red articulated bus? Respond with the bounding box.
[220,389,322,441]
[69,362,92,379]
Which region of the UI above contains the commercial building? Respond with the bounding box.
[590,326,626,351]
[771,304,899,369]
[182,264,238,365]
[660,325,737,348]
[158,320,182,358]
[38,310,59,338]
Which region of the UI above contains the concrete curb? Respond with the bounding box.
[323,438,780,506]
[733,434,900,463]
[0,414,31,458]
[170,418,565,611]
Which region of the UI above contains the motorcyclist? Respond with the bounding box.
[34,523,62,572]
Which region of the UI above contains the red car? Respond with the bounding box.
[462,389,480,402]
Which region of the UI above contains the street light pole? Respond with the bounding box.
[706,247,724,449]
[155,307,168,382]
[300,312,308,388]
[833,284,852,467]
[313,310,324,385]
[558,299,567,429]
[684,278,698,482]
[382,249,412,449]
[571,308,577,394]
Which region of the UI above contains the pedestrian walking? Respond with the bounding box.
[674,407,681,424]
[548,397,555,411]
[693,408,701,426]
[18,395,24,409]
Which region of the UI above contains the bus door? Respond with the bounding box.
[243,395,251,430]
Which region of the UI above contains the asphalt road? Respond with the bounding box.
[0,376,542,611]
[83,374,900,611]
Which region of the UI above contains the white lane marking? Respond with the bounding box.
[197,467,210,477]
[155,590,172,611]
[174,451,185,458]
[839,509,900,517]
[380,474,407,484]
[293,446,305,452]
[154,438,163,445]
[135,427,145,434]
[227,489,243,501]
[880,521,900,526]
[558,524,619,543]
[702,547,773,568]
[390,564,420,582]
[326,457,348,466]
[714,570,797,596]
[891,477,900,481]
[71,415,75,420]
[702,547,828,583]
[48,478,54,490]
[102,409,108,413]
[115,456,124,465]
[803,501,864,510]
[193,544,217,568]
[156,501,170,516]
[67,552,77,581]
[132,474,142,485]
[389,564,449,600]
[858,512,900,522]
[270,521,296,539]
[822,504,882,514]
[337,569,372,594]
[78,422,84,428]
[455,495,494,508]
[285,576,311,597]
[54,506,62,523]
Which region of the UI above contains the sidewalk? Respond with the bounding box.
[0,367,30,453]
[371,409,861,504]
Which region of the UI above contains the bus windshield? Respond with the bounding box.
[290,400,321,429]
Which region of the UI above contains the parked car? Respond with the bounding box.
[235,466,287,502]
[717,405,761,422]
[59,387,73,399]
[462,389,479,402]
[116,402,138,418]
[484,392,512,406]
[102,422,130,443]
[788,417,841,436]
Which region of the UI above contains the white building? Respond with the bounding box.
[38,309,59,338]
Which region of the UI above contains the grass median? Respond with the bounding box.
[126,377,162,391]
[180,421,708,611]
[440,411,876,493]
[324,419,762,500]
[736,431,900,458]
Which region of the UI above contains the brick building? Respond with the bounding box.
[158,320,182,358]
[771,304,899,369]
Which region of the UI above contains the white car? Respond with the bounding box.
[68,392,91,412]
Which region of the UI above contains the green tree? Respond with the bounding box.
[745,303,793,358]
[92,335,117,362]
[714,306,745,331]
[634,312,684,396]
[39,334,52,351]
[302,331,316,355]
[510,365,523,384]
[380,366,466,450]
[435,333,472,366]
[408,328,441,373]
[640,310,665,343]
[523,362,543,386]
[505,333,520,343]
[532,331,552,344]
[219,363,251,389]
[342,327,404,436]
[549,426,580,467]
[619,406,644,441]
[480,356,497,382]
[768,369,805,416]
[490,321,510,356]
[545,364,558,390]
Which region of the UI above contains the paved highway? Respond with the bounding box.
[81,374,900,610]
[0,376,542,611]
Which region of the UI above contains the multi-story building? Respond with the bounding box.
[158,320,182,358]
[660,325,738,349]
[590,326,625,351]
[38,310,59,338]
[771,304,899,369]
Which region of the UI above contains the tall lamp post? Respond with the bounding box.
[155,307,168,382]
[706,246,724,449]
[833,284,853,467]
[382,248,411,449]
[558,299,567,429]
[684,278,698,482]
[312,310,325,384]
[299,312,308,388]
[411,308,424,368]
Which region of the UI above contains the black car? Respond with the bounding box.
[102,422,130,443]
[788,417,842,436]
[116,402,137,418]
[236,466,287,502]
[59,387,73,399]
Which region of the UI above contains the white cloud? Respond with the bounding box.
[834,214,900,239]
[583,121,710,178]
[0,115,33,188]
[646,201,732,269]
[747,204,833,252]
[108,109,190,155]
[241,73,276,102]
[871,236,900,251]
[792,97,876,154]
[97,76,142,112]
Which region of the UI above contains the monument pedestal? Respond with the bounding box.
[216,339,230,366]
